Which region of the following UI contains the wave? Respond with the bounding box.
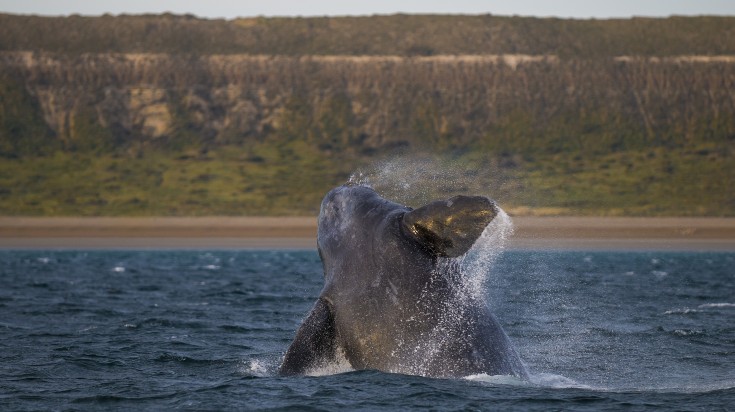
[529,373,594,389]
[664,302,735,315]
[672,329,706,337]
[663,308,701,315]
[154,353,227,365]
[698,303,735,309]
[642,380,735,394]
[241,356,735,398]
[527,373,734,394]
[464,372,597,390]
[464,373,529,386]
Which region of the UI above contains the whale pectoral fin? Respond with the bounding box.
[402,195,498,258]
[278,298,337,376]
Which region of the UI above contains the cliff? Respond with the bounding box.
[2,52,733,157]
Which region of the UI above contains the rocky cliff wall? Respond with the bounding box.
[1,52,734,157]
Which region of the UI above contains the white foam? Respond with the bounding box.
[698,302,735,308]
[245,359,269,376]
[464,373,529,386]
[646,380,735,394]
[466,372,593,389]
[682,380,735,393]
[112,266,125,273]
[673,329,704,337]
[305,349,354,377]
[529,373,593,389]
[663,308,700,315]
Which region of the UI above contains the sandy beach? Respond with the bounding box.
[1,216,734,251]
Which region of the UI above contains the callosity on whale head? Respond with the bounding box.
[279,184,527,379]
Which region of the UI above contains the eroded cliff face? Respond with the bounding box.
[1,51,734,156]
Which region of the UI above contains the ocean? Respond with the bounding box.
[1,249,733,410]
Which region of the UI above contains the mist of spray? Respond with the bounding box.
[352,155,515,298]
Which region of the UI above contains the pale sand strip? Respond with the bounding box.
[0,217,733,251]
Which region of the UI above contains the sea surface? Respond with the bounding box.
[1,249,733,410]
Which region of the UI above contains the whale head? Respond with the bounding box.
[317,184,499,282]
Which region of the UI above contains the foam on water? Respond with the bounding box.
[464,372,596,390]
[304,349,355,377]
[698,302,735,308]
[464,373,529,386]
[528,373,593,389]
[242,359,270,377]
[520,372,735,394]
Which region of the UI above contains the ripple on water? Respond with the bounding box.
[1,250,734,410]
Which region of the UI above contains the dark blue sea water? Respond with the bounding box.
[1,249,733,410]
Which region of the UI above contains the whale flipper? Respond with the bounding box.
[279,298,337,376]
[402,195,498,258]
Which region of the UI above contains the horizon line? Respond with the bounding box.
[2,11,733,21]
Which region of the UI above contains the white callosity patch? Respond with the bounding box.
[320,186,360,245]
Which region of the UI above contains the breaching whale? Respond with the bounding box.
[279,184,528,379]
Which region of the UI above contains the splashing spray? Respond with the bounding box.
[352,156,518,377]
[460,208,515,301]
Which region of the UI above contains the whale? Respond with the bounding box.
[279,184,528,379]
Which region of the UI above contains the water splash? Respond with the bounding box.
[355,155,515,301]
[387,213,517,378]
[401,207,516,376]
[242,359,270,377]
[240,357,285,377]
[344,158,519,378]
[347,171,372,187]
[460,208,515,300]
[353,155,505,208]
[304,349,354,377]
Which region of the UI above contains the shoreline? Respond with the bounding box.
[1,217,734,251]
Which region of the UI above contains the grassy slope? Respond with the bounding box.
[0,142,352,216]
[1,143,731,217]
[1,14,734,57]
